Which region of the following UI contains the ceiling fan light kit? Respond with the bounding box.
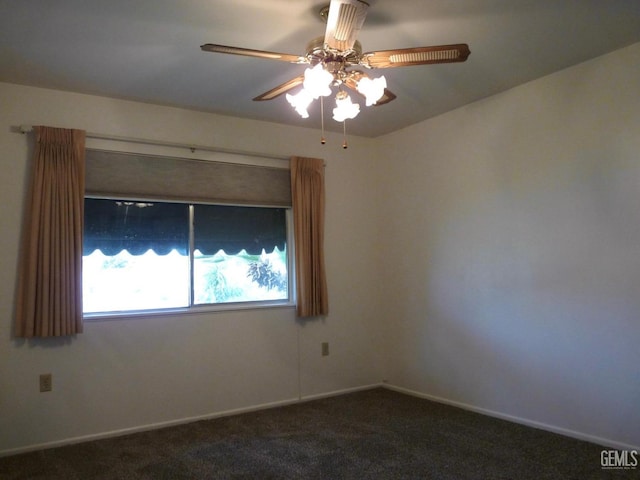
[200,0,470,147]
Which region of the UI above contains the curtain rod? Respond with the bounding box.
[15,125,290,162]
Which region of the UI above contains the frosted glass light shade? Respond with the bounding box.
[333,93,360,122]
[303,64,334,99]
[356,75,387,106]
[286,89,313,118]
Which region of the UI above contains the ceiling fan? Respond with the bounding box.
[201,0,470,145]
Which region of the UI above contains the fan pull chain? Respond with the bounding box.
[320,97,326,145]
[342,120,348,149]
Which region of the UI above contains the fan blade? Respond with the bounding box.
[324,0,369,52]
[201,44,306,64]
[253,75,305,101]
[344,71,397,106]
[361,44,470,68]
[373,88,397,106]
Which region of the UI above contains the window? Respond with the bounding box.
[83,198,291,315]
[82,148,293,316]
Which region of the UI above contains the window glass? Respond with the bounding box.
[83,198,289,315]
[193,205,288,304]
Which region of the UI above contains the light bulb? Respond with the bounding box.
[303,64,334,99]
[332,93,360,122]
[356,75,387,106]
[286,89,313,118]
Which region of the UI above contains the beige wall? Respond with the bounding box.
[0,84,385,454]
[377,43,640,449]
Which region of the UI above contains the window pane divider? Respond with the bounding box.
[189,204,196,307]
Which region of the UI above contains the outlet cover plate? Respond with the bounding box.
[39,373,52,392]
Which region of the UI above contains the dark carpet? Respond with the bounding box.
[0,388,634,479]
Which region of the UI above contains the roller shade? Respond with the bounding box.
[85,149,292,207]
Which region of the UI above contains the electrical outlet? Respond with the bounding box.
[321,342,329,356]
[39,373,52,392]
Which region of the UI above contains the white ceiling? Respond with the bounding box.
[1,0,639,137]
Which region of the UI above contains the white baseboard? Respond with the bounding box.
[4,382,635,457]
[382,383,639,451]
[1,396,302,458]
[0,384,382,458]
[299,383,382,403]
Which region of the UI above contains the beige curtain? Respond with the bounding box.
[290,156,328,317]
[15,126,86,337]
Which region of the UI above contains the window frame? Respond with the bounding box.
[83,195,295,320]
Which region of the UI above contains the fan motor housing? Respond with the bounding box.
[305,36,363,68]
